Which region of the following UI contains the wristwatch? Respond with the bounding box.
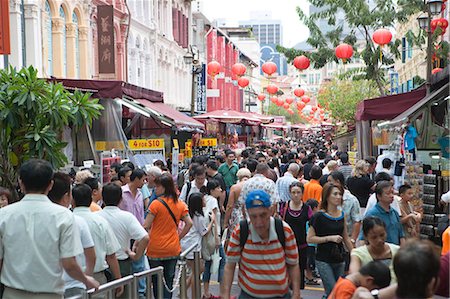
[371,289,379,299]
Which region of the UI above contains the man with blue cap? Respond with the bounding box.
[222,190,301,299]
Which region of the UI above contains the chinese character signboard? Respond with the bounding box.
[196,64,206,112]
[390,72,399,95]
[97,5,115,74]
[0,0,11,55]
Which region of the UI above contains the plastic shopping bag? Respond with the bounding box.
[211,250,221,274]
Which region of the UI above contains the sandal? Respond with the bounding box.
[306,278,320,285]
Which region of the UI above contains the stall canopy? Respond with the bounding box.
[136,99,205,131]
[355,88,426,121]
[243,112,275,124]
[194,109,261,125]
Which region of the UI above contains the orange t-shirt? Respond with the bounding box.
[303,179,323,203]
[328,277,357,299]
[442,226,450,255]
[147,196,188,259]
[89,201,102,212]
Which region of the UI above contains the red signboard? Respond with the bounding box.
[0,0,11,54]
[97,5,115,74]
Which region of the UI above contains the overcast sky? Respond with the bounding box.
[197,0,311,48]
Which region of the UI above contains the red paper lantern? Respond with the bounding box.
[257,94,266,101]
[297,102,306,110]
[266,84,279,95]
[301,96,311,103]
[231,63,247,77]
[293,55,310,71]
[270,97,278,103]
[335,44,354,62]
[372,29,393,46]
[440,18,449,29]
[285,97,294,104]
[431,19,439,30]
[432,68,443,74]
[283,102,290,109]
[237,77,250,88]
[207,61,221,78]
[294,88,305,97]
[287,108,294,115]
[262,61,277,76]
[276,98,284,106]
[311,106,318,112]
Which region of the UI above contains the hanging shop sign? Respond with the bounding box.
[0,0,11,55]
[128,138,165,151]
[97,5,115,74]
[196,64,207,112]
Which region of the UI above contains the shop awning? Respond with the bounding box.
[243,112,275,124]
[262,123,289,130]
[194,109,261,125]
[136,99,205,131]
[390,83,449,123]
[355,88,427,121]
[49,79,164,102]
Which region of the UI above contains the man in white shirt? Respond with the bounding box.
[98,183,149,299]
[364,172,402,217]
[48,172,97,298]
[179,165,208,202]
[0,159,98,299]
[72,184,122,296]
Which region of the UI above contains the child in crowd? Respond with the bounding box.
[398,184,422,238]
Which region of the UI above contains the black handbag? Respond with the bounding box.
[329,243,345,262]
[394,157,405,176]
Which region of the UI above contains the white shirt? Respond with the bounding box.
[442,190,450,203]
[73,207,120,272]
[364,193,402,217]
[179,179,208,202]
[204,195,220,234]
[64,215,94,290]
[98,206,148,260]
[0,194,83,294]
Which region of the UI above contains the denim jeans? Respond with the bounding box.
[149,258,178,299]
[131,255,146,295]
[315,260,345,297]
[202,245,226,283]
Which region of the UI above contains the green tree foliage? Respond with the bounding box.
[278,0,424,95]
[0,66,103,200]
[317,79,380,125]
[267,103,303,124]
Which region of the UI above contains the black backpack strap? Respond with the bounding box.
[157,198,178,228]
[239,219,249,249]
[274,218,286,249]
[185,182,192,201]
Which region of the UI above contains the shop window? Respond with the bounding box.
[401,37,406,63]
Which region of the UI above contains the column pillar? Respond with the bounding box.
[52,16,65,77]
[8,0,23,68]
[145,54,152,88]
[66,23,76,78]
[128,48,137,84]
[24,3,42,73]
[78,26,89,79]
[116,42,124,81]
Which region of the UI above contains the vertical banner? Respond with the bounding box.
[390,72,399,95]
[97,5,115,74]
[0,0,11,54]
[196,64,206,112]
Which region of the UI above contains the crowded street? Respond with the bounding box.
[0,0,450,299]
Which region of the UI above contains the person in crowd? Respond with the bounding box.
[110,176,122,187]
[0,159,99,299]
[327,171,361,267]
[316,150,327,168]
[379,158,393,176]
[143,166,162,211]
[245,158,258,175]
[117,167,132,186]
[224,168,251,240]
[238,163,280,217]
[122,161,135,171]
[143,173,193,299]
[350,216,399,284]
[364,172,401,217]
[362,181,405,246]
[218,150,239,198]
[276,162,300,210]
[297,163,309,185]
[436,252,449,298]
[442,224,450,255]
[404,122,419,160]
[179,165,208,202]
[109,163,122,179]
[322,160,338,176]
[303,165,323,203]
[118,168,147,297]
[280,181,312,290]
[74,169,94,185]
[337,152,353,182]
[206,160,227,213]
[84,177,103,211]
[303,153,316,181]
[305,198,320,285]
[347,160,376,209]
[72,184,122,288]
[328,261,391,299]
[98,183,149,299]
[307,183,353,298]
[398,184,422,238]
[203,180,226,299]
[0,187,12,208]
[268,156,282,178]
[365,157,377,181]
[48,172,97,298]
[180,192,214,298]
[223,190,301,299]
[256,152,267,164]
[153,160,165,171]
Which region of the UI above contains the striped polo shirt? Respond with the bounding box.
[227,217,299,298]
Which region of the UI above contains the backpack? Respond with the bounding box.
[177,168,188,191]
[239,218,286,249]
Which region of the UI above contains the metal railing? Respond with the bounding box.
[179,243,201,299]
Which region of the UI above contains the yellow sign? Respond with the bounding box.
[128,139,165,151]
[185,141,192,151]
[199,138,218,147]
[173,139,179,149]
[95,141,125,151]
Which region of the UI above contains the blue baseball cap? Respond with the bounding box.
[245,190,271,209]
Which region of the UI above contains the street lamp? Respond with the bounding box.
[417,0,444,93]
[183,46,201,115]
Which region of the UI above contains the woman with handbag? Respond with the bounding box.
[180,192,215,298]
[144,173,193,299]
[307,183,353,299]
